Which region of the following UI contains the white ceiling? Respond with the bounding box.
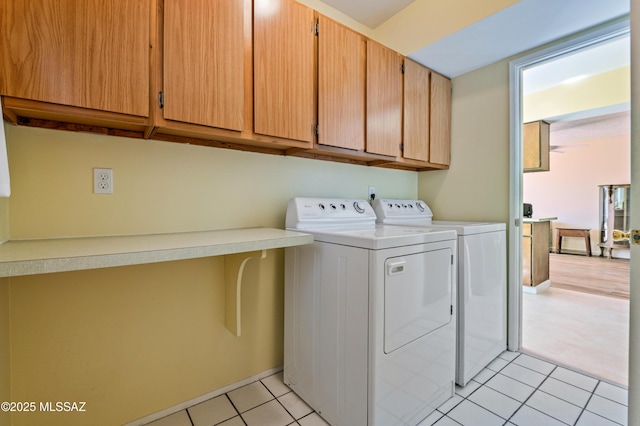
[523,35,630,95]
[551,111,630,146]
[322,0,629,78]
[321,0,415,28]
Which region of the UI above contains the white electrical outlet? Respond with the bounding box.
[368,185,376,201]
[94,168,113,194]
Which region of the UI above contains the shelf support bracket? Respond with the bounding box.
[224,250,267,337]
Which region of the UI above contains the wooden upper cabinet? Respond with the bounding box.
[163,0,244,131]
[523,120,550,172]
[317,15,366,151]
[254,0,315,143]
[403,59,430,162]
[0,0,149,117]
[366,41,403,157]
[430,72,452,166]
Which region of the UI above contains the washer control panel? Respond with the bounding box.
[286,197,376,229]
[373,199,433,223]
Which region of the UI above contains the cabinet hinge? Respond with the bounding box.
[401,63,405,74]
[314,21,319,36]
[400,142,404,153]
[314,124,319,137]
[158,91,164,109]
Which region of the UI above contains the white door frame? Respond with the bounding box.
[507,19,631,351]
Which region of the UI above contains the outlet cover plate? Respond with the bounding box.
[94,168,113,194]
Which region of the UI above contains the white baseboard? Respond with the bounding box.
[523,280,550,294]
[123,366,283,426]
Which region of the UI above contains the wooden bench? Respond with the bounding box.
[556,228,592,256]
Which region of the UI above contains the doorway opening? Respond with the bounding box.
[508,19,631,386]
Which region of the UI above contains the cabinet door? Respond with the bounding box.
[0,0,149,117]
[366,41,402,157]
[430,72,452,166]
[163,0,244,131]
[522,234,532,286]
[523,120,550,172]
[318,16,365,151]
[254,0,315,143]
[403,59,430,162]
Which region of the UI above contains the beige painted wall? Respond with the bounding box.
[3,125,416,425]
[373,0,519,55]
[6,126,415,239]
[0,279,9,426]
[0,198,7,242]
[524,66,630,122]
[0,124,9,426]
[418,58,511,224]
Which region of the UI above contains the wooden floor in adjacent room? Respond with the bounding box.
[522,252,630,386]
[549,252,630,299]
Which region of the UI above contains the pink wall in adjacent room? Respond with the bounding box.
[523,122,630,257]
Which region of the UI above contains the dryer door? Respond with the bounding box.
[384,248,453,353]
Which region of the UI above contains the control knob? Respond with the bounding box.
[353,201,365,213]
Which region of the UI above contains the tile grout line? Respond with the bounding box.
[223,392,246,425]
[509,354,628,425]
[574,386,599,426]
[185,406,195,426]
[260,377,302,424]
[503,363,563,425]
[442,353,521,422]
[485,355,542,425]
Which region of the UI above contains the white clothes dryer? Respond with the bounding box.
[373,199,507,387]
[284,197,457,426]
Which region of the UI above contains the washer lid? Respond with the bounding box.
[430,220,506,234]
[291,224,456,250]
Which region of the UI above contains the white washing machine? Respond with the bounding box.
[284,197,457,426]
[373,199,507,387]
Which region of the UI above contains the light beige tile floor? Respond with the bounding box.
[146,351,629,426]
[522,286,629,386]
[146,371,323,426]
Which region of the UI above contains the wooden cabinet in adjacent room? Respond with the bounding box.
[317,15,366,151]
[522,220,551,287]
[523,120,550,172]
[162,0,245,131]
[366,41,403,158]
[253,0,315,144]
[0,0,150,118]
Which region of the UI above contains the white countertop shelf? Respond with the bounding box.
[0,227,313,278]
[523,217,558,223]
